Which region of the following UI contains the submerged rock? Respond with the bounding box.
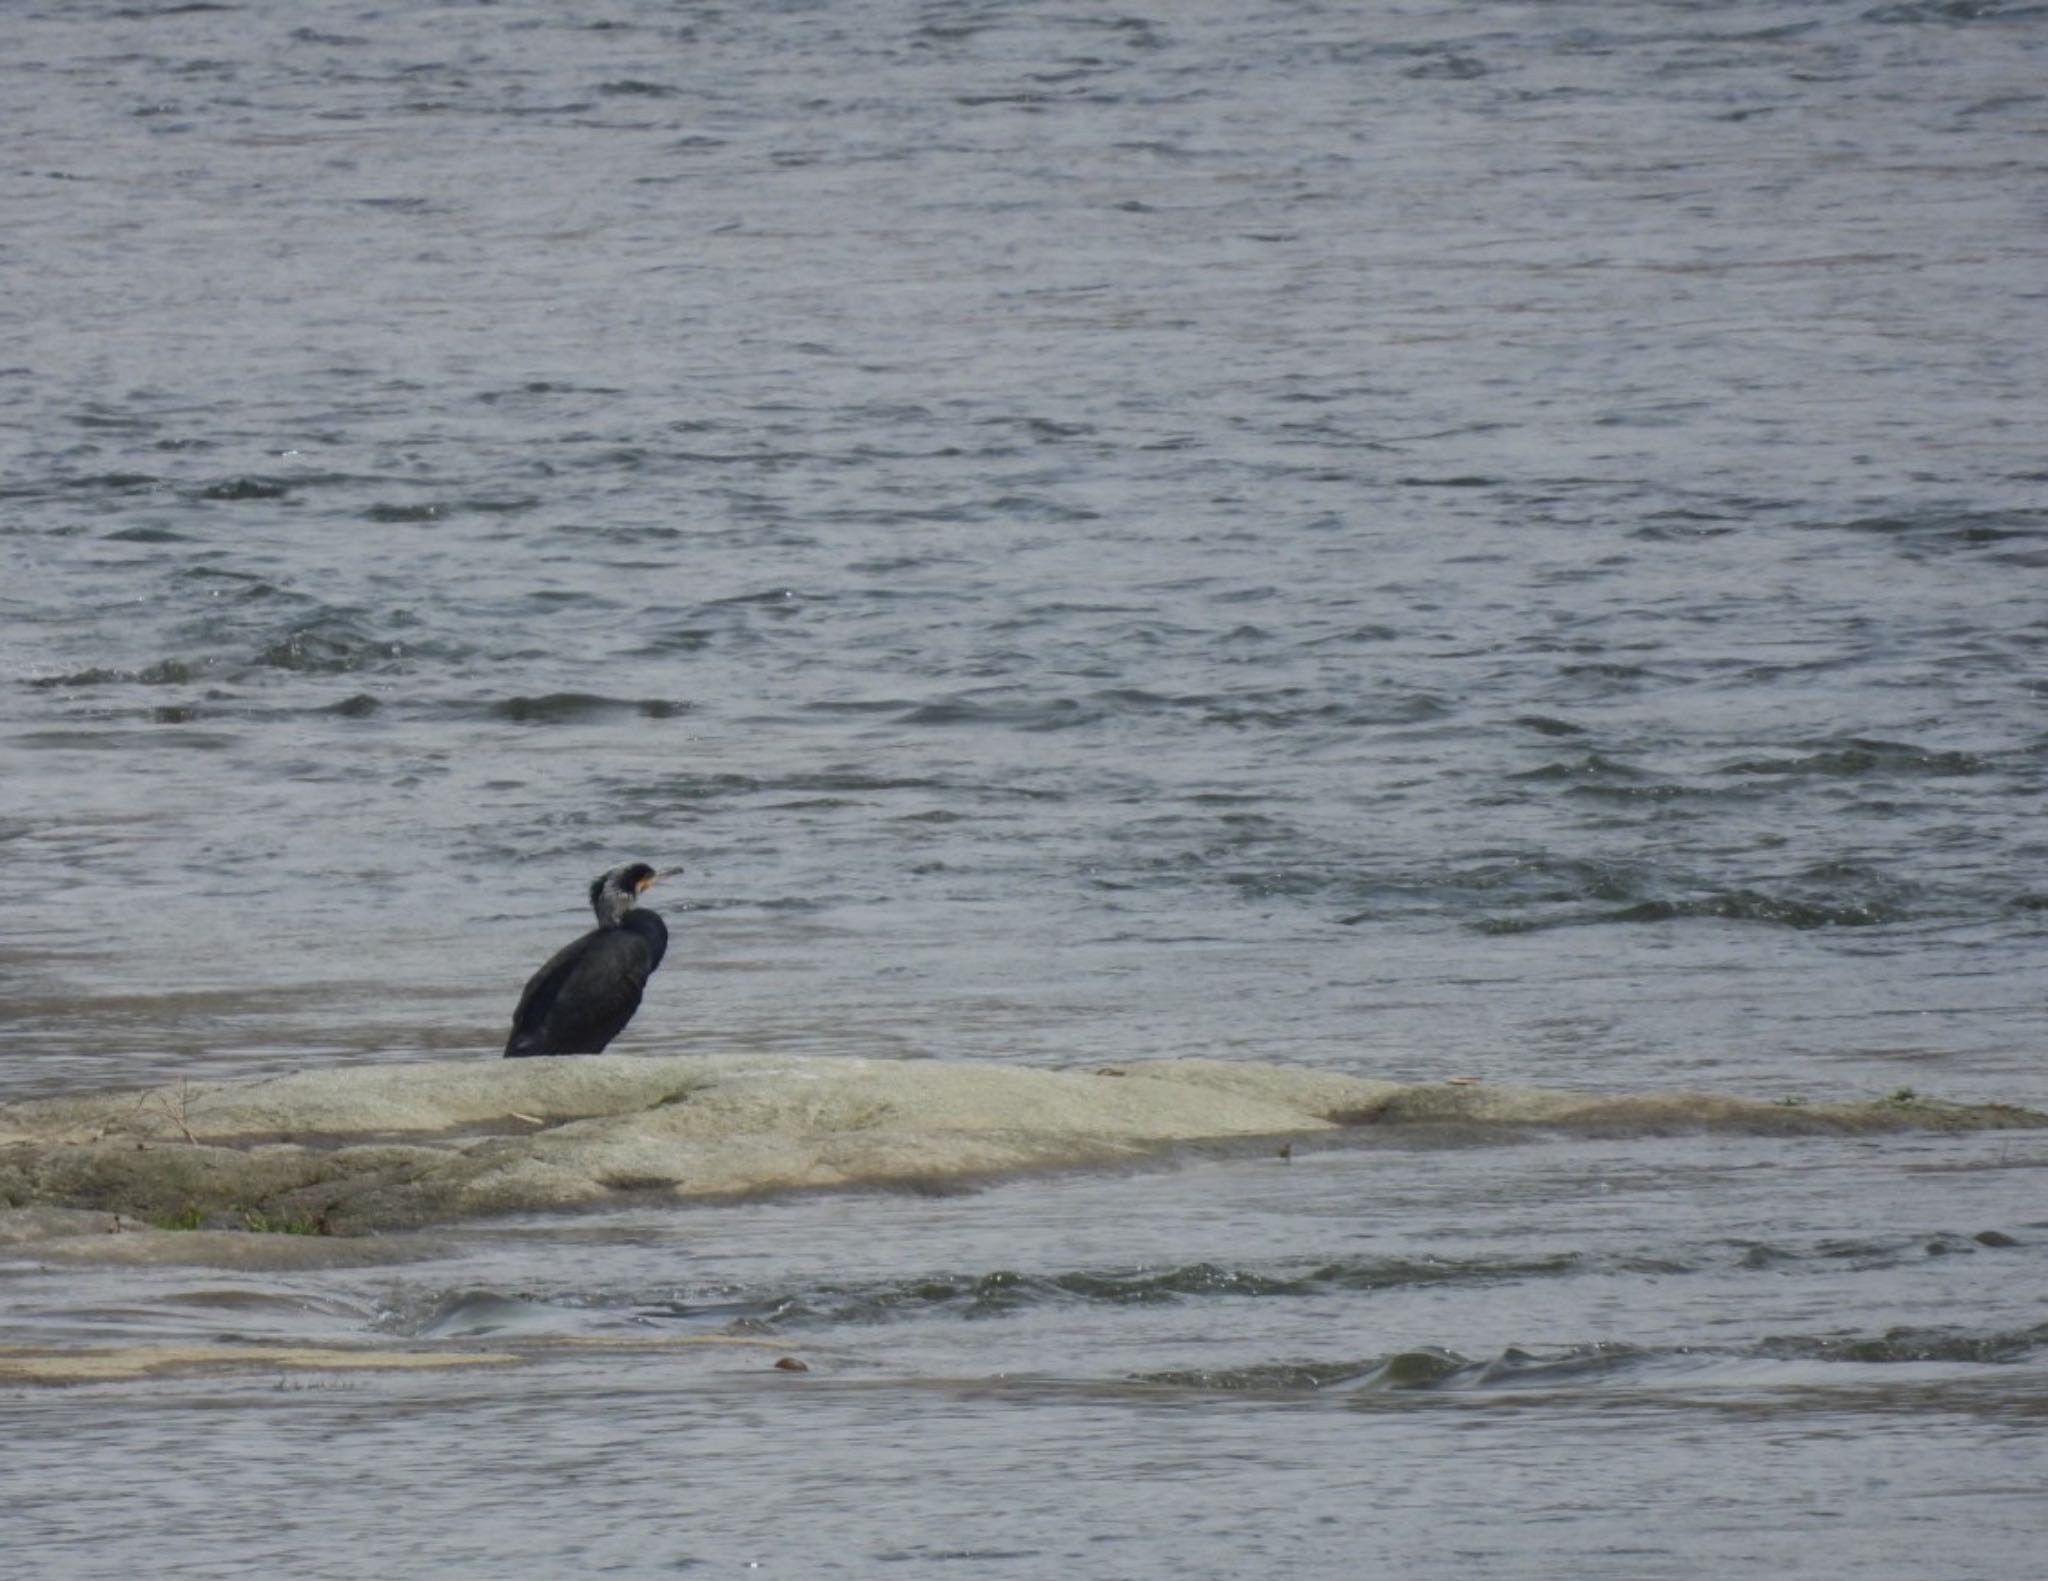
[0,1054,2038,1236]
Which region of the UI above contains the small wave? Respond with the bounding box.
[1605,889,1908,929]
[1474,886,1909,934]
[1439,853,1650,905]
[1137,1356,1396,1391]
[11,727,238,752]
[1514,714,1588,737]
[1508,753,1650,783]
[254,619,409,674]
[103,525,194,542]
[197,476,292,501]
[1756,1322,2048,1365]
[1403,52,1489,80]
[770,1253,1589,1329]
[897,695,1102,732]
[639,626,716,653]
[1136,1346,1583,1394]
[1811,505,2048,568]
[488,693,686,725]
[23,658,199,689]
[1720,738,1986,778]
[707,587,808,608]
[60,471,162,493]
[1864,3,2048,30]
[406,1290,582,1338]
[1138,1322,2048,1396]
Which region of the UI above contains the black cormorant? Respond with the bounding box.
[504,862,674,1057]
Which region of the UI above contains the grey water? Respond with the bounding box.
[3,0,2046,1574]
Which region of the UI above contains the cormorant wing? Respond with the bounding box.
[505,925,658,1057]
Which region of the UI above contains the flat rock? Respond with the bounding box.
[0,1343,522,1384]
[0,1333,793,1385]
[0,1054,2037,1235]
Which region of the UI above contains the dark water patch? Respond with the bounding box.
[1087,685,1442,733]
[486,694,688,725]
[1631,515,1739,542]
[24,659,199,690]
[103,525,193,543]
[254,619,412,675]
[197,476,293,502]
[1733,1230,2001,1271]
[897,694,1102,733]
[1143,1322,2048,1398]
[797,771,989,797]
[1461,1343,1651,1389]
[58,471,164,493]
[1313,622,1403,644]
[1138,1355,1397,1392]
[404,1290,580,1339]
[1139,1345,1629,1394]
[110,3,237,18]
[1563,778,1758,807]
[1720,738,1987,779]
[1758,1323,2048,1365]
[11,728,238,752]
[325,693,382,718]
[290,26,366,46]
[1451,849,1919,934]
[1820,505,2048,548]
[1610,890,1908,930]
[706,587,807,612]
[1509,753,1651,784]
[1864,2,2048,26]
[978,415,1097,443]
[175,565,298,599]
[638,626,720,651]
[479,381,626,404]
[1476,885,1911,935]
[766,1254,1590,1330]
[1229,866,1342,903]
[1439,853,1652,907]
[1551,661,1663,691]
[1514,714,1587,737]
[1404,53,1490,81]
[802,698,920,717]
[1244,689,1452,730]
[362,502,449,524]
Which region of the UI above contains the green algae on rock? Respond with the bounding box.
[0,1055,2039,1236]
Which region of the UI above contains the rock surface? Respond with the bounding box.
[1,1054,2038,1236]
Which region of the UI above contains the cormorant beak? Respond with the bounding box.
[638,866,681,893]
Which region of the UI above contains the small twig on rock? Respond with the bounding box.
[151,1080,199,1145]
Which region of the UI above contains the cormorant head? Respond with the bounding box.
[589,862,674,927]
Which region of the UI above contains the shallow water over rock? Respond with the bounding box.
[6,1119,2046,1579]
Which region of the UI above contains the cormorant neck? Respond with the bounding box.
[593,893,638,929]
